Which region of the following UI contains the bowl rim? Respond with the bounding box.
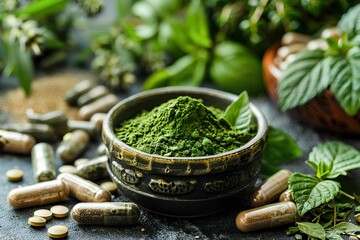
[102,86,267,162]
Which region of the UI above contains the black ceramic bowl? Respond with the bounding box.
[102,87,268,217]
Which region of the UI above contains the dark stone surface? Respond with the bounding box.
[0,76,359,240]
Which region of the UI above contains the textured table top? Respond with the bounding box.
[1,77,359,240]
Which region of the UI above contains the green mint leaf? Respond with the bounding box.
[278,50,334,111]
[329,47,360,116]
[186,0,212,48]
[328,222,360,234]
[306,141,360,179]
[223,91,251,132]
[262,126,302,164]
[338,4,360,40]
[297,222,326,240]
[289,172,340,216]
[17,0,68,19]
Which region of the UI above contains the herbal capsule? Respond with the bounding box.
[65,79,95,105]
[26,109,69,136]
[57,173,111,202]
[279,189,292,202]
[77,85,109,107]
[97,143,107,156]
[236,201,298,232]
[0,130,36,154]
[90,113,107,130]
[7,179,69,209]
[0,123,57,142]
[67,120,100,140]
[71,202,140,225]
[321,27,340,39]
[79,94,119,120]
[249,169,292,207]
[277,44,306,60]
[75,155,108,181]
[74,158,90,167]
[56,130,90,164]
[306,38,328,51]
[281,32,312,45]
[32,143,56,182]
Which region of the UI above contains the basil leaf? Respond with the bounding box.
[297,222,326,240]
[328,222,360,234]
[262,126,302,164]
[306,141,360,179]
[223,91,251,132]
[338,4,360,40]
[278,50,333,111]
[289,172,340,216]
[329,47,360,116]
[186,0,212,48]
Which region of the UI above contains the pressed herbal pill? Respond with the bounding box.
[249,169,292,207]
[65,79,95,105]
[32,143,56,182]
[6,169,24,182]
[236,201,298,232]
[0,130,36,154]
[28,216,46,227]
[279,189,292,202]
[0,123,57,142]
[77,85,109,107]
[50,205,69,218]
[74,158,90,167]
[71,202,140,225]
[100,181,117,194]
[47,225,68,239]
[58,165,77,174]
[34,209,53,221]
[26,109,69,136]
[67,120,100,140]
[57,173,111,202]
[75,155,108,181]
[7,179,69,209]
[79,94,119,120]
[56,130,89,164]
[90,113,107,130]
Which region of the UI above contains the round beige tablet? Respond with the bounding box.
[100,181,117,193]
[50,205,69,218]
[6,169,24,182]
[47,225,68,239]
[58,165,76,174]
[28,216,46,227]
[34,209,53,221]
[74,158,89,167]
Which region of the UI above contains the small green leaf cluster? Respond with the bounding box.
[288,141,360,239]
[278,4,360,116]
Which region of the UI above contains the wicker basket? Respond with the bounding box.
[262,43,360,136]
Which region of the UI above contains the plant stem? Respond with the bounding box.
[333,199,337,226]
[340,190,355,200]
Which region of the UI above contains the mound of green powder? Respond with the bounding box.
[115,96,256,157]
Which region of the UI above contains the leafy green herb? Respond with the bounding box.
[326,222,360,239]
[338,4,360,40]
[297,222,326,240]
[223,91,251,133]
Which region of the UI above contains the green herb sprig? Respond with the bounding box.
[288,141,360,240]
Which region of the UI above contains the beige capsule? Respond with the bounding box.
[277,44,306,60]
[281,32,312,45]
[67,120,100,140]
[0,123,57,142]
[79,94,119,120]
[71,202,140,225]
[57,173,111,202]
[236,201,298,232]
[56,130,90,164]
[74,158,90,167]
[321,27,340,39]
[279,189,292,202]
[249,169,292,207]
[90,113,107,130]
[0,130,36,154]
[306,38,328,51]
[77,85,109,107]
[58,165,77,174]
[32,143,56,182]
[76,155,108,181]
[65,79,95,106]
[7,179,69,209]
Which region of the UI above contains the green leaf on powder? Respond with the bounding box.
[288,172,340,216]
[297,222,326,240]
[223,91,251,132]
[278,50,333,111]
[306,141,360,179]
[262,126,302,164]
